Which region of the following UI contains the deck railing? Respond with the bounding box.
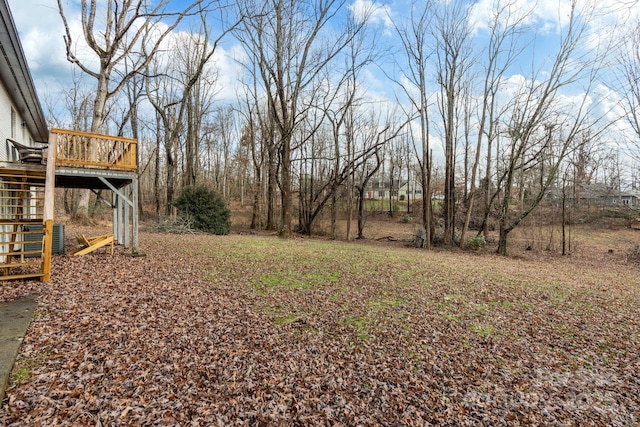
[50,128,137,172]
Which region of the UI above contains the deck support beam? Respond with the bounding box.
[124,185,130,249]
[132,176,138,254]
[99,176,138,254]
[42,132,57,282]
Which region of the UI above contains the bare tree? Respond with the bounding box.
[53,70,93,215]
[235,0,369,236]
[235,52,282,230]
[321,27,378,238]
[57,0,208,132]
[619,19,640,161]
[57,0,206,219]
[145,10,241,214]
[394,0,435,248]
[214,106,238,201]
[494,1,612,255]
[352,111,408,239]
[459,0,531,248]
[433,0,474,246]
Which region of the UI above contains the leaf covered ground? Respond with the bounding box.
[1,227,639,426]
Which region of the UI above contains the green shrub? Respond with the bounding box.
[173,186,231,235]
[467,235,485,250]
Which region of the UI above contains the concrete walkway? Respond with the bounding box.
[0,296,36,406]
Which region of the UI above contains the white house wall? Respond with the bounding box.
[0,78,35,162]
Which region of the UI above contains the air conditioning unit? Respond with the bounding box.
[23,224,65,257]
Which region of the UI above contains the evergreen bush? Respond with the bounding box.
[173,186,231,235]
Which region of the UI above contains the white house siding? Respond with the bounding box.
[0,79,35,162]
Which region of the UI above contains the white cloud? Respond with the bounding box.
[209,45,246,102]
[8,0,73,87]
[348,0,393,30]
[469,0,577,35]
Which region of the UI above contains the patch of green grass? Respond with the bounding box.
[470,324,495,336]
[274,315,298,325]
[260,273,283,288]
[343,316,369,340]
[444,293,468,303]
[191,234,638,372]
[367,296,405,311]
[473,303,488,314]
[11,366,31,383]
[10,352,48,386]
[444,314,461,322]
[252,270,341,294]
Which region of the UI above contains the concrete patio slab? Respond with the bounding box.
[0,295,36,406]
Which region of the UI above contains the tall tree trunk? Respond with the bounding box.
[356,185,366,239]
[154,114,161,218]
[251,169,262,229]
[279,136,292,236]
[74,69,110,223]
[184,94,195,188]
[129,91,144,217]
[266,142,276,230]
[166,139,176,216]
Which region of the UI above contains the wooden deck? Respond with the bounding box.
[0,129,138,282]
[50,128,137,172]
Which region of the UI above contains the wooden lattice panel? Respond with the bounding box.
[0,168,46,280]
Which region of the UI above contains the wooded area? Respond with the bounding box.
[51,0,640,254]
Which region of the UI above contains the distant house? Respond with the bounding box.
[364,179,396,200]
[620,190,640,208]
[398,179,423,201]
[576,184,640,208]
[363,178,425,201]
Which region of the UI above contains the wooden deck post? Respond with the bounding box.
[132,175,139,254]
[117,192,123,245]
[42,132,57,282]
[112,192,117,244]
[124,184,130,249]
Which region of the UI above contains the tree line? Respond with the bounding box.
[51,0,639,255]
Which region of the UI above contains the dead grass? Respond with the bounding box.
[1,213,638,425]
